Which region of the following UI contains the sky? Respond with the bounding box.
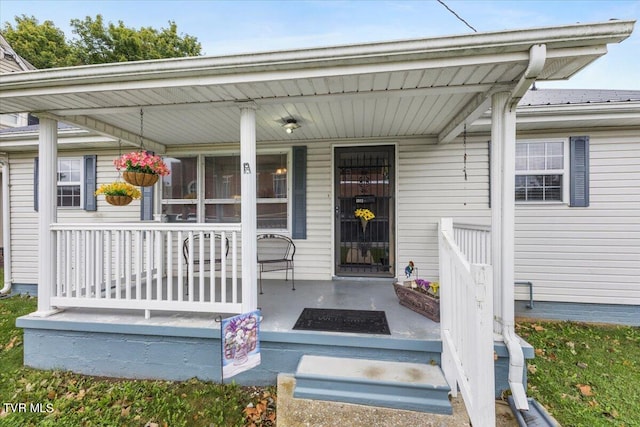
[1,0,639,90]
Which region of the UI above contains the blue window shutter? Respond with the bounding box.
[83,155,97,211]
[291,146,307,239]
[34,157,39,212]
[140,181,154,220]
[570,136,589,207]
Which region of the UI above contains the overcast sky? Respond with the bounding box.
[1,0,639,89]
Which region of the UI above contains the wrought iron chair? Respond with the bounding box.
[182,233,230,277]
[257,234,295,294]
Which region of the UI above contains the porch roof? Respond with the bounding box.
[0,20,634,151]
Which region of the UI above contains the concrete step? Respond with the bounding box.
[293,355,452,414]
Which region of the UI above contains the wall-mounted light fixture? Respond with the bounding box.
[282,118,300,134]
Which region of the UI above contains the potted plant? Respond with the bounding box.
[95,181,142,206]
[114,150,170,187]
[394,277,441,322]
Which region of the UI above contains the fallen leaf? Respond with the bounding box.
[244,407,258,416]
[535,348,544,356]
[588,399,598,407]
[577,384,594,396]
[533,325,545,331]
[47,390,56,399]
[4,336,19,351]
[527,364,537,374]
[121,405,131,417]
[577,362,588,369]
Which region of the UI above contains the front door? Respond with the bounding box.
[335,145,395,277]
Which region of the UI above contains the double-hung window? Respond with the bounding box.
[34,155,97,211]
[57,157,83,207]
[515,139,568,202]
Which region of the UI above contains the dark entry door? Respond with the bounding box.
[335,145,395,277]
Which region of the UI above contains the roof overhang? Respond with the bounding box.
[0,20,635,149]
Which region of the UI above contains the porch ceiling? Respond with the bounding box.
[0,20,634,150]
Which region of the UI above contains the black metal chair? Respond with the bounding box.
[257,234,295,294]
[182,233,230,276]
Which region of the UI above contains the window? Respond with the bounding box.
[161,152,289,229]
[57,158,83,207]
[34,155,97,212]
[515,140,567,202]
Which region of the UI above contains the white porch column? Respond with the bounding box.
[490,91,516,335]
[240,103,258,312]
[37,118,58,314]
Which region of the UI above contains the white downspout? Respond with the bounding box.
[500,44,546,411]
[0,156,12,296]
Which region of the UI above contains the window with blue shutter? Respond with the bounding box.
[570,136,590,207]
[291,146,307,239]
[34,155,97,211]
[140,184,154,220]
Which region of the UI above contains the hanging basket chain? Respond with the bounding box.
[463,123,468,181]
[139,108,145,151]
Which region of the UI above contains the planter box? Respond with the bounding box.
[393,282,440,322]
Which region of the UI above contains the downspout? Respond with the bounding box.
[0,155,12,296]
[502,44,546,411]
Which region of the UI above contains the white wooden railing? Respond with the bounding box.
[50,223,242,318]
[452,222,491,265]
[439,218,495,427]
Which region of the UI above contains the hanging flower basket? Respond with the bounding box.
[114,151,170,187]
[122,171,159,187]
[105,195,133,206]
[95,182,141,206]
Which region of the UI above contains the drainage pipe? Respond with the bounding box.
[502,44,546,411]
[0,156,12,296]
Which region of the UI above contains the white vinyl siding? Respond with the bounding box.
[397,138,491,280]
[5,131,639,306]
[8,150,141,285]
[514,131,640,305]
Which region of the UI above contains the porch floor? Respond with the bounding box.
[34,279,440,341]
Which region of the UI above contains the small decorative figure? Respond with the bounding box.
[405,261,415,278]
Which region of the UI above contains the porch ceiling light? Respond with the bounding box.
[282,118,300,134]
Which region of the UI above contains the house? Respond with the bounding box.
[0,20,637,424]
[0,33,36,270]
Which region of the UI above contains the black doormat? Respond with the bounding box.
[292,308,391,335]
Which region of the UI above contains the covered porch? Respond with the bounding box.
[3,19,634,424]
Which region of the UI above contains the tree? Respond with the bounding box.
[2,15,76,68]
[1,14,201,69]
[70,15,201,64]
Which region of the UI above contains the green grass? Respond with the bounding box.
[0,294,275,426]
[517,321,640,427]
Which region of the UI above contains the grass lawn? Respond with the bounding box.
[517,321,640,426]
[0,294,275,427]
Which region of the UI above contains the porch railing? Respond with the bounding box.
[439,218,495,426]
[50,223,242,318]
[452,222,491,265]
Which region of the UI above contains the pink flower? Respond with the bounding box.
[114,151,170,176]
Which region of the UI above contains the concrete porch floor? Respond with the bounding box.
[32,278,440,341]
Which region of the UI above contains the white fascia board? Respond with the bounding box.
[0,20,633,92]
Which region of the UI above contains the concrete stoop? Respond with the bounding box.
[292,355,452,415]
[278,373,471,427]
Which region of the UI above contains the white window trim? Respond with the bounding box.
[57,156,84,209]
[515,138,569,204]
[161,150,292,232]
